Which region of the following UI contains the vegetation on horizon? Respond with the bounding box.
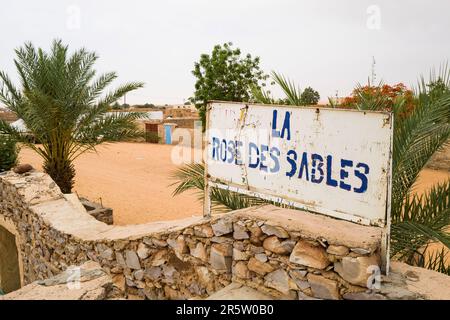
[0,39,145,193]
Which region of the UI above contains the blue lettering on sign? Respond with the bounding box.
[260,144,269,172]
[326,155,338,187]
[272,110,291,141]
[299,152,309,181]
[212,137,220,160]
[227,140,235,164]
[354,163,369,193]
[339,159,353,191]
[249,142,260,169]
[311,153,324,184]
[220,139,227,162]
[286,150,297,178]
[211,126,371,194]
[235,140,243,165]
[270,147,281,173]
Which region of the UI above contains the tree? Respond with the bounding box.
[0,40,145,193]
[300,87,320,105]
[191,42,268,128]
[172,66,450,275]
[250,72,319,106]
[0,134,18,172]
[341,82,415,118]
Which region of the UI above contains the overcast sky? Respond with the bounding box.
[1,0,449,105]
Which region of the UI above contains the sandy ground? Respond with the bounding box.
[19,143,449,226]
[19,143,203,225]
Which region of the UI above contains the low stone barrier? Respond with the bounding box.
[1,171,449,300]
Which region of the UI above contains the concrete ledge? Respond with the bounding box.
[0,261,116,300]
[234,205,382,251]
[389,261,450,300]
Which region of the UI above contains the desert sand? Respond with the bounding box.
[19,142,449,226]
[19,142,203,225]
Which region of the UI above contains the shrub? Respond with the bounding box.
[145,132,160,143]
[0,134,19,172]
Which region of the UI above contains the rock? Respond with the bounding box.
[248,225,263,245]
[233,223,249,240]
[100,248,114,260]
[343,291,386,300]
[137,243,151,260]
[196,266,213,291]
[307,274,340,300]
[255,253,268,263]
[125,250,141,270]
[194,225,214,237]
[298,291,320,300]
[152,238,168,247]
[248,225,263,238]
[133,269,144,281]
[264,269,291,295]
[261,224,289,238]
[289,240,330,269]
[164,286,181,300]
[162,265,178,283]
[289,269,308,280]
[263,236,294,255]
[209,243,233,272]
[167,235,188,258]
[326,245,349,256]
[115,252,126,268]
[334,254,380,287]
[190,242,208,262]
[249,245,265,254]
[233,248,249,261]
[145,267,162,281]
[211,219,233,236]
[112,274,126,292]
[150,250,167,266]
[13,164,33,174]
[293,279,310,290]
[247,257,275,275]
[351,248,372,255]
[234,261,251,279]
[211,236,233,244]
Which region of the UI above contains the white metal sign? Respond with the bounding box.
[204,101,393,228]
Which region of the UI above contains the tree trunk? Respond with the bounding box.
[43,158,76,194]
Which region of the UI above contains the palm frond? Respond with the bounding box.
[170,163,267,213]
[250,83,274,104]
[391,180,450,260]
[271,71,302,105]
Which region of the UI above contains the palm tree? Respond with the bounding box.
[172,68,450,274]
[0,40,145,193]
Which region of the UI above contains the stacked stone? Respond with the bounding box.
[3,171,441,300]
[211,217,382,300]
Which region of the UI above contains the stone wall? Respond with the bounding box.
[1,170,449,300]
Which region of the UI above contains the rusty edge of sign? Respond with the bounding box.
[381,112,394,275]
[203,101,393,274]
[207,100,393,117]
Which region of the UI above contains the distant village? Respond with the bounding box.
[0,103,200,145]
